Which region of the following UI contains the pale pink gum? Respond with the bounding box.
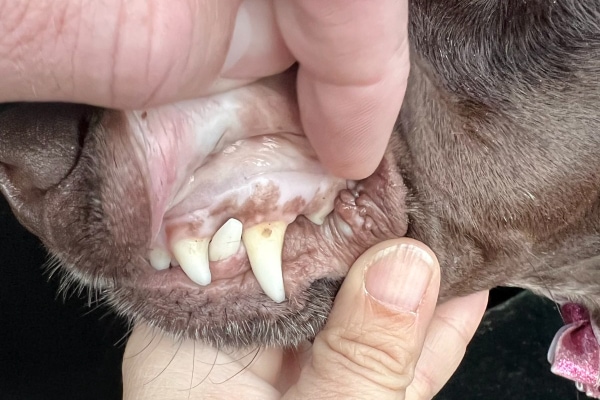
[124,74,347,254]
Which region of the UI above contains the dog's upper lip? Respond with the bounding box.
[120,79,347,301]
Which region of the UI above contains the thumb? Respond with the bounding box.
[284,238,440,400]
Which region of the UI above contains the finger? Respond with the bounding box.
[0,0,293,108]
[122,323,283,400]
[220,0,294,80]
[406,291,489,400]
[283,239,440,400]
[275,0,410,179]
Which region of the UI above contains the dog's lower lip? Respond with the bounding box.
[135,265,264,293]
[146,224,302,302]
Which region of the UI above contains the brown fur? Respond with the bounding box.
[0,0,599,346]
[399,0,600,313]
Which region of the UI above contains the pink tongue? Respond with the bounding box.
[548,303,600,398]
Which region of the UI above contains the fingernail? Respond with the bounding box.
[364,244,435,312]
[222,0,252,74]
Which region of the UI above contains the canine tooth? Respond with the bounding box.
[149,248,171,271]
[306,202,335,226]
[209,218,243,262]
[172,238,211,286]
[242,221,287,303]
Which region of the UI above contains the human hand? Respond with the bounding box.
[122,239,489,399]
[1,0,409,179]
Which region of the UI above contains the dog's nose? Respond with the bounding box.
[0,103,93,191]
[0,103,96,234]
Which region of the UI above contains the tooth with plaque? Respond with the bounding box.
[242,221,288,303]
[172,238,211,286]
[209,218,243,262]
[305,201,335,226]
[149,247,171,271]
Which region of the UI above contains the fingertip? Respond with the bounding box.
[296,65,406,180]
[299,97,396,180]
[290,239,441,398]
[364,241,438,313]
[436,290,490,335]
[337,239,441,314]
[315,143,387,180]
[325,239,442,344]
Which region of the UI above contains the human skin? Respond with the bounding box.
[0,0,409,179]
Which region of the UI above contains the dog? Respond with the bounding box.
[0,0,598,396]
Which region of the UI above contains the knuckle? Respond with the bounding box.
[314,323,417,392]
[1,1,50,50]
[0,0,80,98]
[408,362,439,400]
[109,1,195,107]
[109,1,165,107]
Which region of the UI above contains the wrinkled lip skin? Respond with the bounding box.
[0,72,408,348]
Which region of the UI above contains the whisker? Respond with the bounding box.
[144,334,183,385]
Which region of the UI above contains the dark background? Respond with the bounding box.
[0,194,590,399]
[0,196,126,400]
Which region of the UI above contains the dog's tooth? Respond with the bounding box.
[172,238,211,286]
[305,201,335,226]
[209,218,243,262]
[242,221,287,303]
[149,248,171,271]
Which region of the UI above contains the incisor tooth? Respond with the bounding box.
[306,201,335,226]
[149,248,171,271]
[172,238,211,286]
[242,221,287,303]
[209,218,243,262]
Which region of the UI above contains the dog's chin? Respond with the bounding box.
[108,277,342,348]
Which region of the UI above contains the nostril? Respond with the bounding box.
[0,103,97,191]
